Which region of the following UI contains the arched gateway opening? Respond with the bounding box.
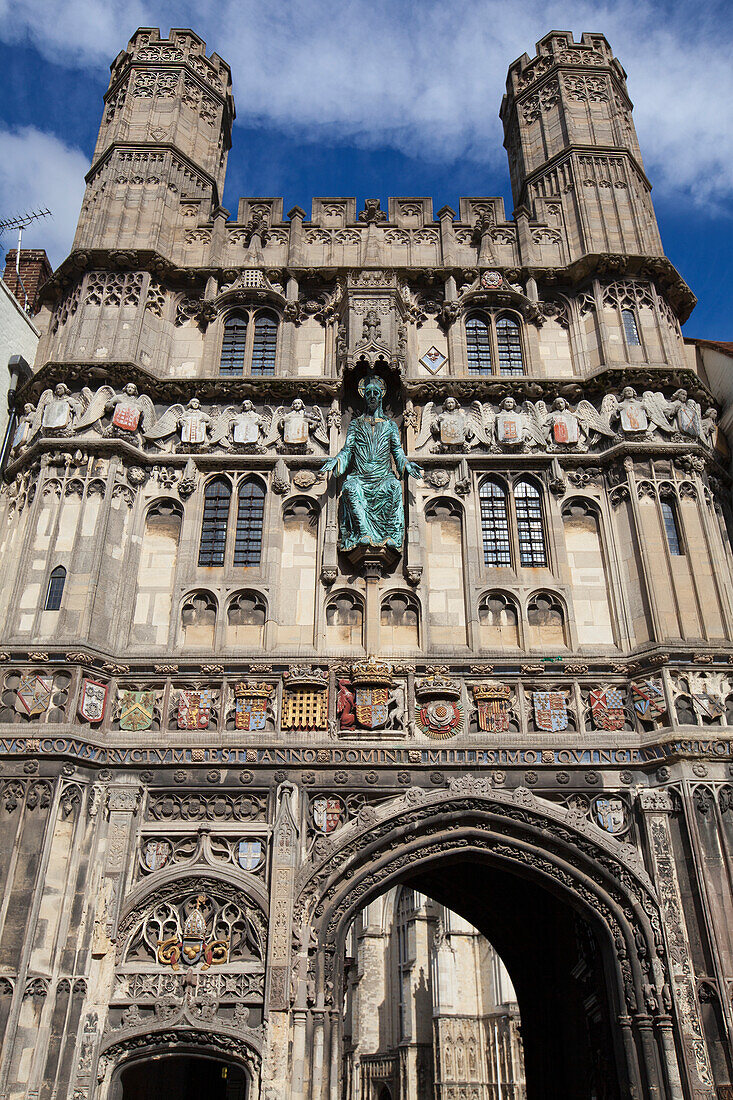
[119,1053,247,1099]
[287,780,685,1100]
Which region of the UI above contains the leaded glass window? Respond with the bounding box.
[466,313,492,375]
[661,499,682,555]
[233,479,265,566]
[45,566,66,611]
[480,480,511,566]
[251,311,278,376]
[621,308,641,347]
[496,315,524,375]
[514,480,547,566]
[199,478,231,566]
[219,314,247,376]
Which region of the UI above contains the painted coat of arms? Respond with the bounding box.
[415,674,463,739]
[79,679,108,723]
[533,691,568,732]
[16,675,53,716]
[143,839,171,871]
[551,411,579,445]
[351,660,393,730]
[234,682,273,731]
[593,797,628,835]
[312,796,345,834]
[238,839,264,871]
[282,667,328,731]
[177,689,212,730]
[111,403,141,431]
[118,690,156,731]
[589,687,626,731]
[157,894,229,970]
[631,679,666,721]
[473,682,512,732]
[692,691,725,721]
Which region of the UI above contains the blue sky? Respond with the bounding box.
[0,0,731,339]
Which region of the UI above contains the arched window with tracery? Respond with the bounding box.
[181,591,217,647]
[219,313,248,376]
[496,315,524,375]
[251,310,278,375]
[466,313,492,375]
[227,590,267,647]
[234,478,265,566]
[514,479,547,566]
[479,479,511,566]
[199,478,231,566]
[527,592,567,648]
[45,566,66,611]
[478,591,520,647]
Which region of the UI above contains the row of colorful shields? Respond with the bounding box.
[12,674,683,732]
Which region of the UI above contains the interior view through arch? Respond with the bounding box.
[118,1053,247,1100]
[341,857,625,1100]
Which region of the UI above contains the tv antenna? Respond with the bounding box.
[0,208,52,311]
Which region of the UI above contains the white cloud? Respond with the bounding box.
[0,126,88,268]
[0,0,731,207]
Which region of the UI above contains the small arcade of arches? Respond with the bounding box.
[118,1053,247,1100]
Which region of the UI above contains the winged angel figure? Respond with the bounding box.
[262,398,329,453]
[75,383,156,439]
[12,383,86,450]
[414,398,492,452]
[207,401,270,450]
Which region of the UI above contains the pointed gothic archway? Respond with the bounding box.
[284,779,690,1100]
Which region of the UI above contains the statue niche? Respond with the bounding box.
[321,374,422,570]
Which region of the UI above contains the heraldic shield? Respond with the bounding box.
[79,679,107,723]
[631,679,666,720]
[594,797,628,835]
[238,839,264,871]
[589,687,625,731]
[312,795,345,834]
[16,675,53,716]
[177,689,212,730]
[118,690,156,731]
[355,687,389,729]
[234,682,272,731]
[112,403,140,431]
[533,691,568,732]
[473,682,512,732]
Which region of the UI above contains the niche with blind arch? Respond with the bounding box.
[527,591,568,649]
[280,497,319,646]
[131,499,183,646]
[477,590,520,648]
[425,498,466,646]
[381,591,420,650]
[227,589,267,648]
[326,591,364,649]
[562,498,615,648]
[180,590,217,649]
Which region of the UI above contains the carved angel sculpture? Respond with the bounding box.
[263,398,329,453]
[668,389,702,438]
[208,400,269,450]
[489,397,547,449]
[144,398,213,447]
[574,396,617,446]
[414,397,483,452]
[76,383,156,438]
[700,407,720,450]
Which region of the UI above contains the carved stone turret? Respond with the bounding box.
[500,31,663,260]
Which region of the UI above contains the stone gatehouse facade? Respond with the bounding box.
[0,23,731,1100]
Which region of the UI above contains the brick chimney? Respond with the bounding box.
[2,249,53,313]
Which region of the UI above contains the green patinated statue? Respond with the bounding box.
[321,375,423,552]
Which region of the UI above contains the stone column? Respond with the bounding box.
[262,783,301,1098]
[637,788,715,1098]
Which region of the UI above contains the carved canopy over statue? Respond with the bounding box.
[321,374,422,554]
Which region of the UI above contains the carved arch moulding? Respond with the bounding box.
[294,781,663,1011]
